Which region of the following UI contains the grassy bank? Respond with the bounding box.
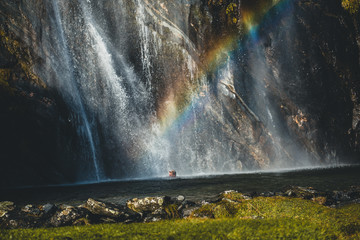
[1,197,359,239]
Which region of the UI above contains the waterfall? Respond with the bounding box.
[47,0,289,178]
[136,0,153,88]
[30,0,349,183]
[51,0,101,181]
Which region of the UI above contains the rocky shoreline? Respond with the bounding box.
[1,186,359,229]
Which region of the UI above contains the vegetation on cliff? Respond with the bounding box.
[342,0,360,13]
[0,30,45,88]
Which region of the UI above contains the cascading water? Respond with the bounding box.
[24,0,352,184]
[50,0,101,181]
[46,0,288,179]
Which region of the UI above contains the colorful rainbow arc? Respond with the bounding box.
[154,0,292,139]
[154,0,293,138]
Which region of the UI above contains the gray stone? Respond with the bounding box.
[177,195,185,202]
[182,206,200,218]
[42,203,56,215]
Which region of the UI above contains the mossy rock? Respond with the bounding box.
[126,196,171,213]
[0,29,45,88]
[190,204,215,218]
[0,68,15,94]
[213,201,238,218]
[163,204,181,219]
[219,190,252,202]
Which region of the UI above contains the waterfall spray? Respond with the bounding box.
[51,0,101,181]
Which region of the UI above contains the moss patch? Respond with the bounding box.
[0,29,45,88]
[0,68,15,94]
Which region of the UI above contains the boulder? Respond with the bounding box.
[40,203,57,215]
[127,196,171,213]
[83,198,122,217]
[21,205,43,217]
[82,198,140,223]
[182,206,200,218]
[49,205,92,227]
[0,201,15,217]
[1,203,48,229]
[126,196,183,222]
[176,200,199,218]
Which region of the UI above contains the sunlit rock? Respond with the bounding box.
[127,196,171,213]
[82,198,140,223]
[0,201,15,218]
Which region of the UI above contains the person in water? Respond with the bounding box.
[169,170,176,177]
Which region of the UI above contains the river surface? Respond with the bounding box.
[1,165,359,206]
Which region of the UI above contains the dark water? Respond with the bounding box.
[1,165,359,206]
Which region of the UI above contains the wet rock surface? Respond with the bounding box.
[0,186,359,229]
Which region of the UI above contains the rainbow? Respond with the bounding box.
[155,0,293,138]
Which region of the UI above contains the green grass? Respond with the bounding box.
[1,197,359,239]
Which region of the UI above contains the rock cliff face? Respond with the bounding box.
[0,0,359,187]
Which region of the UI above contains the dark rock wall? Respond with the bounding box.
[232,0,360,165]
[0,1,94,186]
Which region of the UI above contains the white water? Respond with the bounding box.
[51,0,101,181]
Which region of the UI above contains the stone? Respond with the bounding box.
[201,200,210,205]
[0,201,15,212]
[177,195,185,202]
[41,203,57,215]
[190,206,214,219]
[49,205,91,227]
[0,210,6,218]
[84,198,121,217]
[127,196,171,213]
[126,196,183,222]
[332,191,351,202]
[182,206,200,218]
[82,198,140,223]
[21,204,42,217]
[0,201,15,217]
[177,200,197,213]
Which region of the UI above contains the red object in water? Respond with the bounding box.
[169,170,176,177]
